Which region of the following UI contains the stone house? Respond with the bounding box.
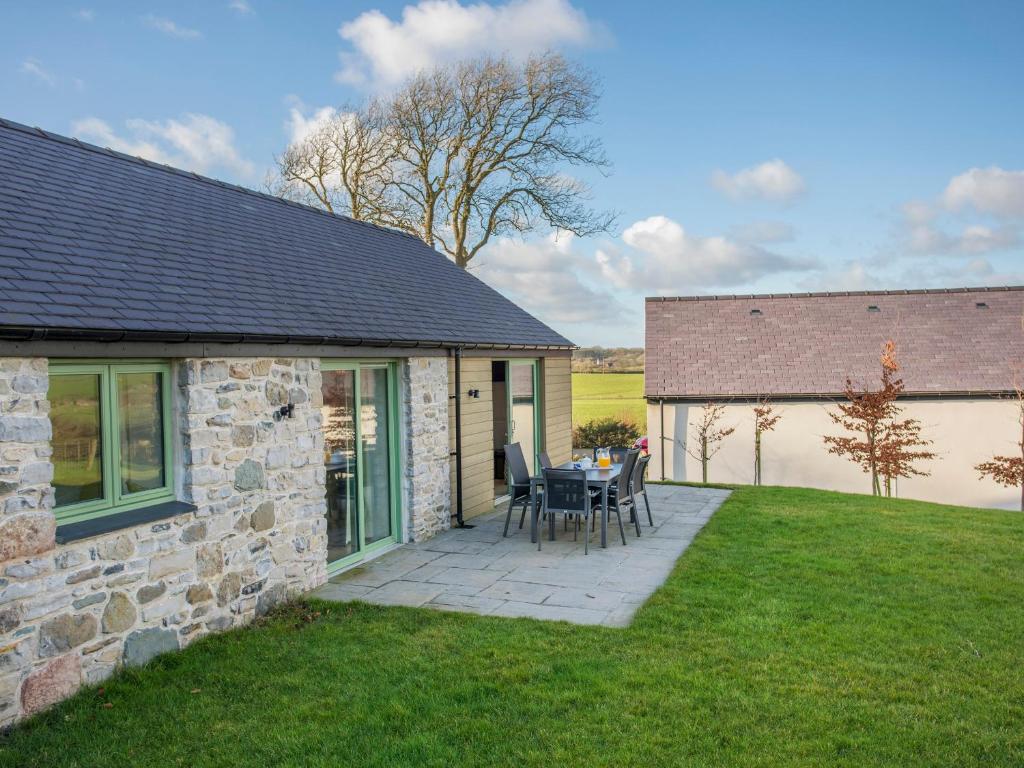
[0,118,574,725]
[645,287,1024,509]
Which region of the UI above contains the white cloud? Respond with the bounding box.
[71,114,254,179]
[730,220,795,244]
[800,255,1024,294]
[475,232,627,324]
[143,15,202,40]
[74,9,95,22]
[899,201,1018,256]
[596,215,816,292]
[943,167,1024,219]
[285,104,339,144]
[711,159,805,203]
[229,0,253,14]
[20,59,55,87]
[796,260,885,292]
[335,0,601,88]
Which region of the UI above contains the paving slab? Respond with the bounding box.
[313,485,730,626]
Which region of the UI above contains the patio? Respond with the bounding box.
[312,484,730,626]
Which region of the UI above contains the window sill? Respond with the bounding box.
[55,500,198,545]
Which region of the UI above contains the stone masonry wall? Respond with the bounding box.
[0,357,327,728]
[403,358,451,541]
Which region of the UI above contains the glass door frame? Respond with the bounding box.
[506,359,543,475]
[321,359,402,576]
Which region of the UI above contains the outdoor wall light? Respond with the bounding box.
[467,389,480,399]
[275,403,295,421]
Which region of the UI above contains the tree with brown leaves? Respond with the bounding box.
[752,396,782,486]
[685,402,735,483]
[824,341,935,496]
[975,382,1024,511]
[877,414,938,496]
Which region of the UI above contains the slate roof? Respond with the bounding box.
[646,287,1024,398]
[0,118,573,349]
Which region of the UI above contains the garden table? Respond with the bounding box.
[529,462,622,548]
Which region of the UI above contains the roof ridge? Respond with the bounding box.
[0,115,423,244]
[646,286,1024,302]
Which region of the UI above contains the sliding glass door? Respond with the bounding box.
[321,361,399,573]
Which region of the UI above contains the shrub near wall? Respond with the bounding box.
[572,418,641,453]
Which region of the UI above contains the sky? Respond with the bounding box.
[2,0,1023,347]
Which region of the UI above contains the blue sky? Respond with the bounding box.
[2,1,1023,346]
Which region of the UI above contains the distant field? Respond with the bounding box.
[572,372,646,430]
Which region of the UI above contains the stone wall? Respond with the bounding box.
[403,358,452,541]
[0,357,327,728]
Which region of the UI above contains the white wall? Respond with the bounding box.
[647,398,1021,510]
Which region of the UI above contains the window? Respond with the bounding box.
[49,361,174,524]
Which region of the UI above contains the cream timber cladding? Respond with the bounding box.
[447,354,574,522]
[0,357,327,728]
[448,357,496,521]
[542,356,573,466]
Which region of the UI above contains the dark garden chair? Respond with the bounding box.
[634,454,654,526]
[502,442,535,537]
[606,447,642,537]
[538,468,608,554]
[537,451,553,469]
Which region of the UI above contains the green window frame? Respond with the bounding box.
[508,358,543,473]
[49,360,175,525]
[321,359,402,575]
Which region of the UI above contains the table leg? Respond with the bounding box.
[601,483,608,548]
[530,484,538,544]
[549,496,556,541]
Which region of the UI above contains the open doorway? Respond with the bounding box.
[492,361,508,497]
[492,359,540,500]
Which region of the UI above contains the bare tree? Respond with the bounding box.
[271,53,614,268]
[684,402,735,483]
[752,396,782,486]
[975,380,1024,511]
[824,340,935,496]
[270,103,401,223]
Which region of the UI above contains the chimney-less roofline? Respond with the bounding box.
[646,285,1024,303]
[0,325,576,352]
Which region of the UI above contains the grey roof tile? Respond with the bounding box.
[0,118,572,348]
[645,289,1024,397]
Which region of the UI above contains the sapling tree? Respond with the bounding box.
[975,381,1024,511]
[752,396,782,486]
[823,340,935,496]
[684,402,735,483]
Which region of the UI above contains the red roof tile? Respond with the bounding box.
[645,287,1024,398]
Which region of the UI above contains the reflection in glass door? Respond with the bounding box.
[322,370,358,563]
[509,361,540,473]
[321,363,399,571]
[360,367,392,546]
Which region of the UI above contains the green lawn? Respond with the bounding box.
[3,486,1023,767]
[572,372,646,429]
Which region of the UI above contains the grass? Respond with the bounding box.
[572,372,646,430]
[3,486,1023,767]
